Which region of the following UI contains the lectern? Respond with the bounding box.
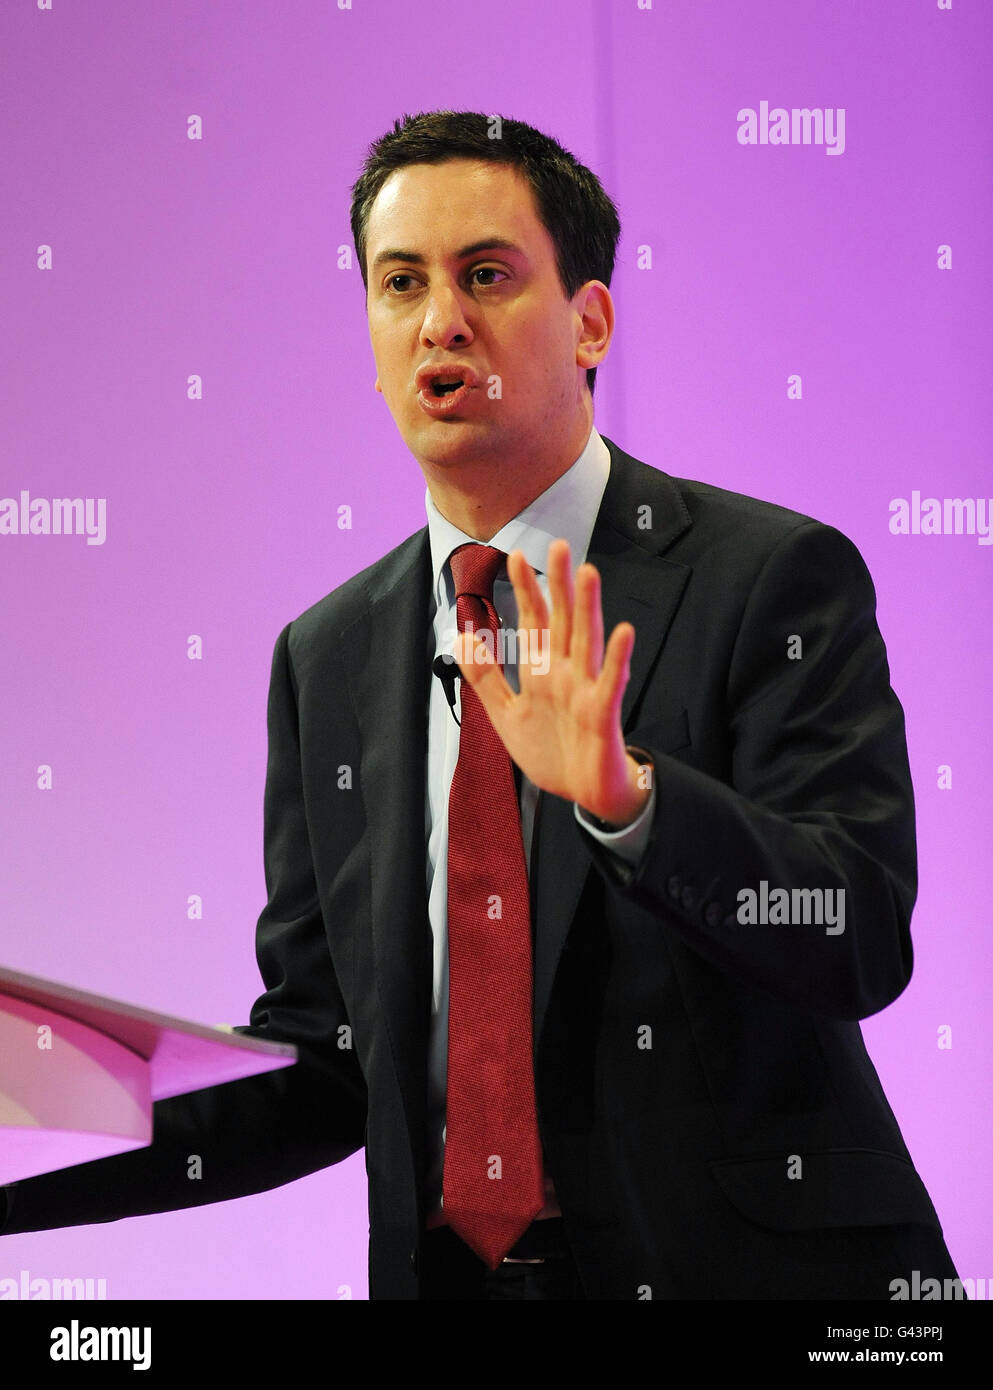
[0,964,295,1186]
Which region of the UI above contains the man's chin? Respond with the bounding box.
[404,418,501,470]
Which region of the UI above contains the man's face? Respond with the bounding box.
[364,158,598,474]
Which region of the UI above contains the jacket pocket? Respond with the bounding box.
[709,1147,942,1232]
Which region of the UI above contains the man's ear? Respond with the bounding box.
[374,377,382,394]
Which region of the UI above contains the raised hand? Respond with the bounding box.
[453,539,651,828]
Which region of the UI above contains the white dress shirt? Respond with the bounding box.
[423,423,657,1219]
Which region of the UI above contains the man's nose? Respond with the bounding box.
[420,283,474,346]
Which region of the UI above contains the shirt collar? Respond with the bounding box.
[426,424,611,608]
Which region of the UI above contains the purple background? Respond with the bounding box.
[1,0,989,1299]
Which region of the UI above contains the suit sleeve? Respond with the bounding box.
[1,622,367,1236]
[583,520,918,1023]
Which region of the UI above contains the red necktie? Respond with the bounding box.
[442,543,545,1268]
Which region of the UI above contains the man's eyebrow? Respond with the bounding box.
[370,238,524,271]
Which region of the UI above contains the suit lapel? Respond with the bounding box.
[344,535,434,1164]
[530,437,693,1048]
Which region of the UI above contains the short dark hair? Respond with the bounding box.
[350,111,621,395]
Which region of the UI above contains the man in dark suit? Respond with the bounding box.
[1,111,958,1300]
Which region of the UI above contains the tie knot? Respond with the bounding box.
[449,543,506,603]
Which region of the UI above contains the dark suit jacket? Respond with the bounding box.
[1,436,956,1299]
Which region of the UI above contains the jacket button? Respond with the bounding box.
[704,901,722,927]
[680,886,695,911]
[667,875,681,900]
[410,1248,418,1272]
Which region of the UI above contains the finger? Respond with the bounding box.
[507,548,548,635]
[595,621,635,722]
[546,539,574,661]
[454,629,514,712]
[506,550,550,691]
[571,562,604,683]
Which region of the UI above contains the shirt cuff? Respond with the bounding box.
[574,753,657,868]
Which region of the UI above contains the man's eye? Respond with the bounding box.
[386,274,414,293]
[471,267,506,286]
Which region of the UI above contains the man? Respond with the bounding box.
[1,111,958,1300]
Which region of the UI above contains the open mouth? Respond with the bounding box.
[416,371,475,414]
